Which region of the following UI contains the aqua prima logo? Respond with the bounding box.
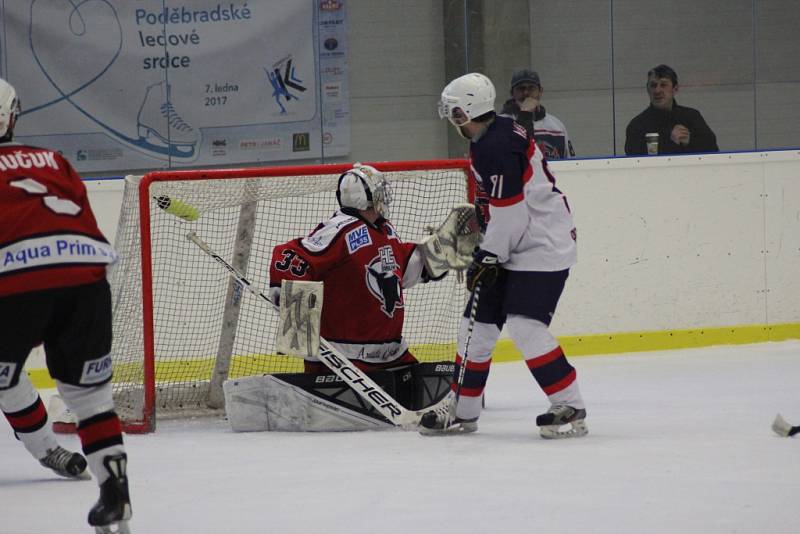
[292,133,311,152]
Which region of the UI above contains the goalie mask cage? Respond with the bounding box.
[109,160,471,432]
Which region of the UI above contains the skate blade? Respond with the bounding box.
[540,419,588,439]
[772,414,791,437]
[94,520,130,534]
[419,422,477,436]
[48,467,91,480]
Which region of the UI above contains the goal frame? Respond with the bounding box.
[127,159,470,433]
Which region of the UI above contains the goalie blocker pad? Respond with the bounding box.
[276,280,323,358]
[224,362,454,432]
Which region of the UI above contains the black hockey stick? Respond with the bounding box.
[187,231,450,429]
[452,282,481,422]
[421,282,481,429]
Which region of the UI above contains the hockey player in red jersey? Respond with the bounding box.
[422,73,588,438]
[269,163,445,374]
[0,78,131,533]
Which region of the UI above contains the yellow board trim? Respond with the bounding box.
[491,322,800,362]
[27,323,800,389]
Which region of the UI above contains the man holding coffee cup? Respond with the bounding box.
[624,64,718,156]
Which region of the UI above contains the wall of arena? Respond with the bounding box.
[25,150,800,378]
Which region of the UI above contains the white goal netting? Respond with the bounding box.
[108,162,470,431]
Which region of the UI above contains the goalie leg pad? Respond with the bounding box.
[412,361,455,410]
[224,375,393,432]
[223,362,455,432]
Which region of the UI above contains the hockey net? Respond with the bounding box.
[108,160,470,432]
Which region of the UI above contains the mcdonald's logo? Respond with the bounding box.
[292,133,311,152]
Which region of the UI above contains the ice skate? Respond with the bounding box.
[88,453,131,534]
[39,446,90,480]
[137,81,198,158]
[536,404,587,439]
[419,392,477,435]
[419,414,478,435]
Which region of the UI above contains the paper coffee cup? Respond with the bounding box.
[645,133,659,155]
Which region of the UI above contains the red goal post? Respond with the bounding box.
[108,159,471,433]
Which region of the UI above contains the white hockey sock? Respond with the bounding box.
[547,381,585,410]
[0,374,59,459]
[508,314,585,409]
[57,381,125,484]
[453,319,499,421]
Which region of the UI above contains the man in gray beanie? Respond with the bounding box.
[500,69,575,160]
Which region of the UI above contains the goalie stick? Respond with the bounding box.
[772,414,800,437]
[186,231,450,429]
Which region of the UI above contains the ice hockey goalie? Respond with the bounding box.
[224,164,476,431]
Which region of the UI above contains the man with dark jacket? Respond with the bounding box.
[625,64,718,155]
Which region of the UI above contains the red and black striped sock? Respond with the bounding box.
[3,395,47,435]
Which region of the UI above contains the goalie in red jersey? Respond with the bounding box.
[225,163,481,432]
[269,163,444,374]
[0,78,131,533]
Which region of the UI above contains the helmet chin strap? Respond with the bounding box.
[453,119,490,141]
[455,124,471,139]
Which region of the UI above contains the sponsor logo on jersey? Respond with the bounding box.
[0,362,18,388]
[365,246,403,317]
[80,355,113,385]
[346,225,371,254]
[1,234,117,274]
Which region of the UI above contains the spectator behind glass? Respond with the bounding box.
[500,69,575,160]
[625,64,719,155]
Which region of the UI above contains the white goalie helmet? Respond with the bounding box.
[438,72,496,127]
[336,163,393,218]
[0,78,20,139]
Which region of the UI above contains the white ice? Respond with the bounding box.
[2,341,799,534]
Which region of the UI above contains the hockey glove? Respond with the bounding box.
[466,249,500,292]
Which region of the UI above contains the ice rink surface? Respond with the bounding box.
[2,341,799,534]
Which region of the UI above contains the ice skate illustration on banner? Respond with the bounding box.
[27,0,200,162]
[137,81,199,158]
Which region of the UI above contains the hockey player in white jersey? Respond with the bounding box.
[423,72,587,438]
[500,68,575,160]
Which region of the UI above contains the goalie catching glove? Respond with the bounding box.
[466,249,500,291]
[419,203,483,279]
